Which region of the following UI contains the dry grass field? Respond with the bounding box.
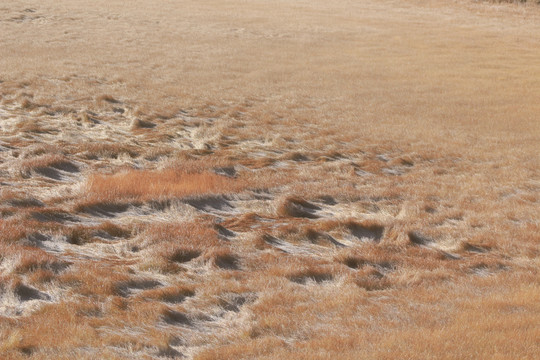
[1,0,539,358]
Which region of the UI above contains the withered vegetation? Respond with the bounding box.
[1,0,539,359]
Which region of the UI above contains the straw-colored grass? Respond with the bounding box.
[0,0,539,358]
[82,169,246,203]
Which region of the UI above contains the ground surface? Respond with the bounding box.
[0,0,539,359]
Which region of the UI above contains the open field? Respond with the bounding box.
[1,0,539,358]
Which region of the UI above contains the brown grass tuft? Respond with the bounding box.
[286,267,334,284]
[81,169,246,203]
[17,154,78,178]
[353,266,390,291]
[144,221,221,248]
[14,247,70,274]
[78,143,139,159]
[0,220,35,244]
[139,285,195,303]
[167,248,202,263]
[96,94,120,104]
[277,196,320,219]
[343,219,385,242]
[130,118,156,130]
[204,248,240,270]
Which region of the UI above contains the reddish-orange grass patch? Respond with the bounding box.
[84,169,245,202]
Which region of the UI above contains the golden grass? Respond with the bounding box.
[0,219,56,244]
[77,143,139,160]
[81,169,245,203]
[0,220,30,244]
[16,154,75,178]
[0,0,539,358]
[138,285,195,303]
[13,248,68,275]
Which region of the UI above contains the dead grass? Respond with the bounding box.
[203,247,240,270]
[17,154,77,178]
[0,192,43,208]
[0,219,46,244]
[143,220,221,248]
[138,285,195,303]
[80,169,246,203]
[13,248,69,275]
[63,222,130,245]
[0,0,539,358]
[166,248,201,263]
[277,196,321,219]
[77,143,139,159]
[96,94,120,104]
